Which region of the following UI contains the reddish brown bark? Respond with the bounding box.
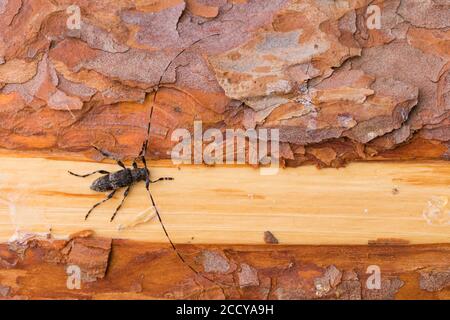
[0,234,449,300]
[0,0,448,167]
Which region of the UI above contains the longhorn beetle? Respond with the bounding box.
[69,34,227,286]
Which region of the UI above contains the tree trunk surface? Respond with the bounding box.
[0,0,449,299]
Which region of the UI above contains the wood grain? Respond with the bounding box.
[0,155,448,245]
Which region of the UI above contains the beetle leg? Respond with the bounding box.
[68,170,109,178]
[110,185,132,222]
[92,145,126,169]
[150,177,174,183]
[85,189,117,220]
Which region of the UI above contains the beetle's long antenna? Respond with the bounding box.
[141,33,220,158]
[145,188,199,276]
[140,34,231,288]
[139,145,230,288]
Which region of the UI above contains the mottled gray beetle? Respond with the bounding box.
[68,35,225,286]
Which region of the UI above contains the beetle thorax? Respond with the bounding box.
[131,167,148,182]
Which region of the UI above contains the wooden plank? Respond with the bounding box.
[0,154,448,244]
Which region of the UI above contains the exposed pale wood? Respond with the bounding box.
[0,154,448,245]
